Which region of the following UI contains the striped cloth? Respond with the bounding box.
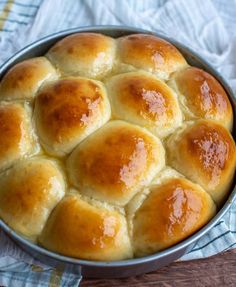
[0,0,235,286]
[0,0,40,33]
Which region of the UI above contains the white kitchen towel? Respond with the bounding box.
[0,0,235,286]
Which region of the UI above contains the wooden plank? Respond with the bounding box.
[81,249,236,287]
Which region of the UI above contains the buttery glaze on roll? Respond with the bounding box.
[0,158,65,239]
[0,102,37,171]
[130,177,216,257]
[35,77,111,156]
[47,33,116,79]
[67,120,165,206]
[116,34,187,80]
[0,57,58,100]
[166,120,236,205]
[39,193,132,261]
[168,67,233,131]
[106,71,182,138]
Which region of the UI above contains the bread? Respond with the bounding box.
[67,120,165,206]
[128,176,216,257]
[0,101,37,172]
[166,120,236,205]
[116,34,187,79]
[39,193,132,261]
[105,71,182,138]
[34,77,111,156]
[168,67,233,131]
[0,57,58,100]
[0,32,235,261]
[0,158,65,240]
[47,33,116,79]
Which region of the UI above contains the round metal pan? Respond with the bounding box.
[0,26,235,279]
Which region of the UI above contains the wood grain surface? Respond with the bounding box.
[81,249,236,287]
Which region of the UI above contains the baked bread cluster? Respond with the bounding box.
[0,33,235,261]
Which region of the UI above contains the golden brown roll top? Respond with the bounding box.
[67,120,165,206]
[0,158,65,240]
[166,120,236,205]
[106,71,182,138]
[0,102,37,171]
[0,57,58,100]
[47,33,116,79]
[39,193,132,261]
[116,34,187,80]
[34,77,111,156]
[130,177,216,257]
[168,67,233,131]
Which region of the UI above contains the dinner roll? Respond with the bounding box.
[126,168,185,230]
[0,158,65,240]
[67,120,165,206]
[39,193,132,261]
[166,120,236,205]
[0,57,58,100]
[47,33,116,79]
[168,67,233,131]
[151,166,184,185]
[0,102,37,172]
[116,34,187,80]
[106,71,182,138]
[35,77,111,156]
[131,177,216,257]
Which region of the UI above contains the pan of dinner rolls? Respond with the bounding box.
[0,26,235,279]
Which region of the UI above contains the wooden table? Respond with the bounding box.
[81,249,236,287]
